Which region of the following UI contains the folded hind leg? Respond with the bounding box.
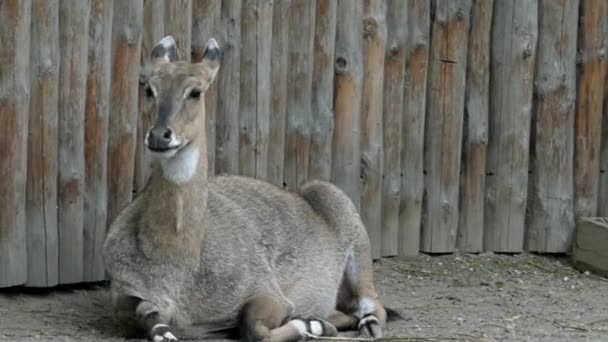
[135,300,177,342]
[240,294,338,342]
[327,310,358,331]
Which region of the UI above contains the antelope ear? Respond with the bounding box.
[198,38,222,81]
[151,35,177,64]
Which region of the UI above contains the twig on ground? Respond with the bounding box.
[553,320,592,332]
[381,259,450,277]
[303,333,487,342]
[525,261,557,274]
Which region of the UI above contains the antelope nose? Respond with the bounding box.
[147,126,173,150]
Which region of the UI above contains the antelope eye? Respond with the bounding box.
[190,89,202,99]
[145,86,154,98]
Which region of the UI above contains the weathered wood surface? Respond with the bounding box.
[284,0,315,191]
[107,0,143,227]
[457,0,493,253]
[83,0,113,282]
[26,0,60,287]
[332,0,364,209]
[361,0,386,259]
[421,0,471,253]
[165,0,192,62]
[215,0,241,175]
[192,0,221,175]
[309,0,337,182]
[572,218,608,278]
[528,0,579,253]
[57,0,90,284]
[135,0,165,193]
[575,0,606,218]
[0,0,31,288]
[485,0,538,252]
[255,0,273,180]
[267,0,290,187]
[399,0,430,256]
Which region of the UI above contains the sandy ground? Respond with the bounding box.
[1,252,608,342]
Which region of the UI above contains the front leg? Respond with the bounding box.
[136,300,178,342]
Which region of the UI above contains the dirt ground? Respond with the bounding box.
[1,252,608,342]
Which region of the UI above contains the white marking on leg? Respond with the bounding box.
[291,319,308,336]
[310,321,323,336]
[358,315,379,328]
[163,331,177,340]
[153,335,164,342]
[359,298,376,317]
[152,323,170,332]
[160,144,200,185]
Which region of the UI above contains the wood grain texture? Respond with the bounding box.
[255,0,273,180]
[165,0,192,62]
[572,218,608,277]
[600,0,608,217]
[267,0,291,187]
[332,0,363,209]
[192,0,221,175]
[399,0,430,256]
[58,0,90,284]
[309,0,337,182]
[135,0,165,193]
[421,0,471,253]
[485,0,537,252]
[215,0,241,175]
[107,0,143,227]
[528,0,579,253]
[284,0,315,191]
[575,0,606,218]
[26,0,59,287]
[83,0,113,282]
[457,0,493,253]
[0,0,31,287]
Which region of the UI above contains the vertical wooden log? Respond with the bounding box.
[284,0,315,190]
[0,0,31,287]
[457,0,493,253]
[83,0,113,282]
[165,0,192,62]
[528,0,579,253]
[107,0,143,225]
[575,0,606,218]
[267,0,291,187]
[421,0,471,253]
[135,0,165,193]
[26,0,59,287]
[57,0,90,284]
[216,0,241,175]
[255,0,273,180]
[399,0,430,256]
[192,0,221,175]
[600,2,608,217]
[485,0,538,252]
[309,0,337,182]
[332,0,363,209]
[239,0,259,178]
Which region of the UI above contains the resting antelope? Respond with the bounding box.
[103,36,397,342]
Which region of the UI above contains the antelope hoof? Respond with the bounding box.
[150,324,178,342]
[358,314,382,338]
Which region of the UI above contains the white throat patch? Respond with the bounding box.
[160,144,200,185]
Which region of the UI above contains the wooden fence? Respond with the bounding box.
[0,0,606,287]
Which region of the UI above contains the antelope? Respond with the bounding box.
[103,36,398,342]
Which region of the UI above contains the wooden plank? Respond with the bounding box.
[284,0,315,191]
[332,0,363,209]
[255,0,273,180]
[135,0,165,193]
[107,0,143,226]
[600,0,608,217]
[215,0,241,175]
[83,0,113,282]
[457,0,493,253]
[575,0,606,218]
[421,0,471,253]
[57,0,90,284]
[267,0,290,187]
[309,0,337,182]
[192,0,221,175]
[528,0,579,253]
[485,0,537,253]
[572,218,608,277]
[360,0,386,259]
[0,0,31,288]
[165,0,192,62]
[399,0,430,256]
[239,0,258,178]
[26,0,59,287]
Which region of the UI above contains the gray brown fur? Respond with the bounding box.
[103,36,388,342]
